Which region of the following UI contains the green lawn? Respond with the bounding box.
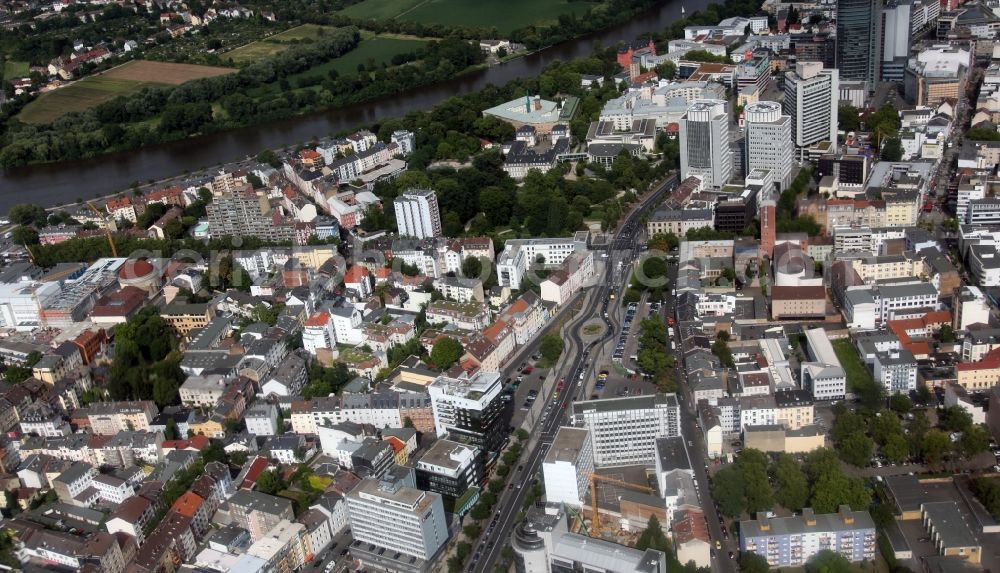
[3,59,29,79]
[402,0,594,33]
[318,36,426,75]
[225,24,340,64]
[832,339,876,393]
[18,77,167,124]
[307,475,333,491]
[341,0,425,20]
[268,23,335,41]
[340,0,594,32]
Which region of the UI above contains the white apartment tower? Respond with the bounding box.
[744,101,793,190]
[783,62,839,155]
[394,188,442,239]
[679,99,732,189]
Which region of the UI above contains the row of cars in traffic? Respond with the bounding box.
[613,302,639,360]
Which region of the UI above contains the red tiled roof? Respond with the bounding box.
[482,319,509,343]
[344,266,369,283]
[672,508,710,544]
[106,197,132,210]
[304,312,331,327]
[171,491,204,518]
[384,436,405,454]
[162,435,210,450]
[958,346,1000,371]
[241,456,269,490]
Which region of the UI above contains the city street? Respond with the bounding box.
[665,258,739,573]
[470,174,679,573]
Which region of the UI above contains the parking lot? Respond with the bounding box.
[504,358,550,427]
[612,301,640,361]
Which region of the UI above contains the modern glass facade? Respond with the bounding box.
[837,0,882,86]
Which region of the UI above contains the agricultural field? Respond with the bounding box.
[3,59,29,79]
[224,24,340,64]
[17,60,234,124]
[341,0,595,33]
[102,60,234,84]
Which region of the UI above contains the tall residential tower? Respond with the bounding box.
[394,188,442,239]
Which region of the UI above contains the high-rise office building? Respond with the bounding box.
[570,394,681,467]
[679,99,732,189]
[784,62,839,154]
[744,101,793,191]
[394,188,442,239]
[428,371,511,462]
[837,0,882,86]
[346,475,448,573]
[881,0,912,81]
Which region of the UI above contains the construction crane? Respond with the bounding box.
[85,201,118,257]
[588,474,656,539]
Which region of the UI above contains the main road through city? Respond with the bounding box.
[465,172,745,573]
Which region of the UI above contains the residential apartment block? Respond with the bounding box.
[740,506,877,567]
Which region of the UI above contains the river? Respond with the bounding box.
[0,0,709,211]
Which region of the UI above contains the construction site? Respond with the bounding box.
[567,466,669,545]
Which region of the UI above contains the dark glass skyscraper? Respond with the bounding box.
[837,0,882,86]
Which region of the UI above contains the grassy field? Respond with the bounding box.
[224,24,339,64]
[341,0,594,33]
[3,59,29,79]
[832,339,875,393]
[18,60,234,124]
[322,36,426,75]
[404,0,593,32]
[248,35,427,97]
[341,0,423,20]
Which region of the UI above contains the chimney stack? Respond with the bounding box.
[534,95,542,111]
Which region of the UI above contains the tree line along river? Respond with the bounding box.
[0,0,707,212]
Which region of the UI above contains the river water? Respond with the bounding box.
[0,0,708,210]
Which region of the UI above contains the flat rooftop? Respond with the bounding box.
[418,439,475,470]
[922,502,980,549]
[483,96,561,125]
[884,475,960,514]
[572,393,678,416]
[546,427,590,464]
[804,327,842,366]
[655,436,691,472]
